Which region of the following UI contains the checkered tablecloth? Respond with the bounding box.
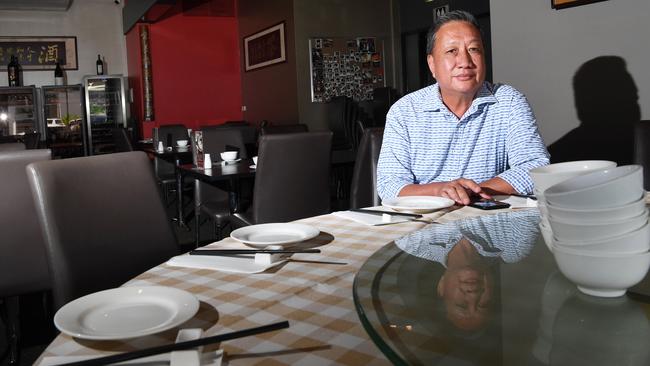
[37,205,522,365]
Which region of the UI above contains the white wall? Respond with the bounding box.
[490,0,650,145]
[0,0,127,87]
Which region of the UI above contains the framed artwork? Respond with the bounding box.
[244,22,286,71]
[0,36,78,70]
[551,0,607,9]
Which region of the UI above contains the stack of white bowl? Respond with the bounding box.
[530,162,650,298]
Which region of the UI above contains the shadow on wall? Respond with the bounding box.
[548,56,640,165]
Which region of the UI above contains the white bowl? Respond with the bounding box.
[176,139,188,147]
[547,196,647,223]
[220,151,238,161]
[530,160,616,194]
[252,156,258,165]
[553,219,650,254]
[552,244,650,297]
[539,221,554,251]
[545,165,644,209]
[549,209,648,243]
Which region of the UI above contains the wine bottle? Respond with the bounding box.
[7,55,20,87]
[96,54,104,75]
[54,60,64,85]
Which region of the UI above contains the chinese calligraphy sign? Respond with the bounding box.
[0,37,78,70]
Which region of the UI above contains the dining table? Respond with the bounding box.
[180,159,256,246]
[34,200,650,365]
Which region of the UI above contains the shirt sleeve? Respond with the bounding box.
[376,103,415,200]
[497,91,550,194]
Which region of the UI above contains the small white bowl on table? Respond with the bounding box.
[552,220,650,255]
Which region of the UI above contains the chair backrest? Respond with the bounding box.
[22,132,40,149]
[0,149,52,298]
[27,151,179,309]
[201,126,248,159]
[203,123,258,157]
[260,124,308,135]
[111,127,134,152]
[253,132,332,223]
[153,124,188,149]
[350,128,384,209]
[0,142,25,152]
[634,121,650,190]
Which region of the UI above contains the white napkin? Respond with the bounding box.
[332,210,415,226]
[166,253,286,274]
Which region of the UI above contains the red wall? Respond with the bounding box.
[126,2,243,138]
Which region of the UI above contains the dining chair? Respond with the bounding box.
[111,127,134,152]
[0,149,52,365]
[195,126,248,241]
[260,123,308,135]
[206,123,259,157]
[22,132,41,149]
[0,142,25,152]
[26,151,180,310]
[350,127,384,209]
[232,132,332,226]
[153,124,190,201]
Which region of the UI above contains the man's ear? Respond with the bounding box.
[427,54,436,78]
[437,275,445,296]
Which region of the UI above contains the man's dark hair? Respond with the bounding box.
[426,10,482,54]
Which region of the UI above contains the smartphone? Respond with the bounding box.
[468,199,511,210]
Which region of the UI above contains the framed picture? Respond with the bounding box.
[0,36,78,70]
[244,22,286,71]
[551,0,607,9]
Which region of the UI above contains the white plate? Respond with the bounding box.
[249,164,256,169]
[221,158,241,164]
[54,286,199,340]
[230,223,320,249]
[382,196,455,213]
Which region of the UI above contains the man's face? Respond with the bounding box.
[427,21,486,100]
[438,267,493,331]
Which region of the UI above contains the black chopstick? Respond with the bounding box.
[350,208,423,218]
[510,193,537,200]
[189,249,321,255]
[59,321,290,366]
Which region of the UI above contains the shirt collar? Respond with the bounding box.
[422,82,498,112]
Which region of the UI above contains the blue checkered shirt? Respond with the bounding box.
[377,82,549,199]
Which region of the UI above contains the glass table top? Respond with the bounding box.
[353,210,650,366]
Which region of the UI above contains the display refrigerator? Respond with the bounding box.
[41,84,87,158]
[0,86,43,140]
[83,75,130,155]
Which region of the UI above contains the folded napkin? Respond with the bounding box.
[493,195,538,209]
[167,252,286,274]
[332,210,415,226]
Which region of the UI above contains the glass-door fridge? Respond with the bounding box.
[0,86,43,140]
[83,75,130,155]
[41,85,86,158]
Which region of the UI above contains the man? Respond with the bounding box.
[377,10,549,205]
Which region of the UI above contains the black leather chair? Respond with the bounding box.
[153,124,190,203]
[26,152,179,310]
[233,132,332,226]
[350,128,384,209]
[260,123,308,135]
[0,149,51,365]
[22,132,40,149]
[208,123,258,157]
[0,142,25,152]
[634,120,650,190]
[195,126,248,242]
[111,127,134,152]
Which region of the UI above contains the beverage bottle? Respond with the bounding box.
[96,54,104,75]
[7,55,20,87]
[54,61,64,85]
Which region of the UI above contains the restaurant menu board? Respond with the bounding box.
[309,37,385,103]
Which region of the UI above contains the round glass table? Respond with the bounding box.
[353,210,650,366]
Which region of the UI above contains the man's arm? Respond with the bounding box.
[496,90,550,194]
[399,179,491,205]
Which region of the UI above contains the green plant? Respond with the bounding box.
[61,113,80,126]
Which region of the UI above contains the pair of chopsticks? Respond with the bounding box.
[59,321,289,366]
[349,208,423,219]
[189,249,320,256]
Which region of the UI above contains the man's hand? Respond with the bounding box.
[399,178,492,205]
